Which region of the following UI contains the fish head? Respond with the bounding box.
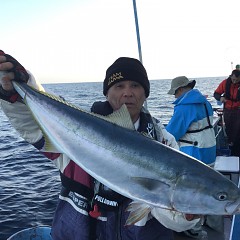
[171,169,240,215]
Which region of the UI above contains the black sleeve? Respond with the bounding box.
[213,92,221,101]
[0,86,19,103]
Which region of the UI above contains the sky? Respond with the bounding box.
[1,0,240,84]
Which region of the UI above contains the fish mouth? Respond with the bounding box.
[225,199,240,214]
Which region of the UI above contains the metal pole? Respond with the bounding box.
[132,0,143,63]
[132,0,148,109]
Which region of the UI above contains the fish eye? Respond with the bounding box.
[216,192,228,201]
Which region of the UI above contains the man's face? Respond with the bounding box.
[106,80,146,122]
[231,74,240,84]
[174,87,183,98]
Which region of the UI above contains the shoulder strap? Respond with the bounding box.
[225,77,231,100]
[179,103,213,146]
[186,103,213,133]
[138,111,158,140]
[225,78,240,102]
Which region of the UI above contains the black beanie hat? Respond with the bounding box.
[103,57,150,97]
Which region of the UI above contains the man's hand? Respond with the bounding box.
[0,53,15,91]
[220,96,227,103]
[0,50,29,102]
[0,50,29,82]
[185,214,202,221]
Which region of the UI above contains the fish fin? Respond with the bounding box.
[27,108,62,153]
[16,82,134,130]
[125,201,152,225]
[131,177,170,191]
[42,132,60,152]
[35,123,61,152]
[95,104,135,130]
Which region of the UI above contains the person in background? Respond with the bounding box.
[0,51,200,240]
[166,76,216,165]
[166,76,217,239]
[213,69,240,157]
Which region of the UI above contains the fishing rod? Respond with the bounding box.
[132,0,143,64]
[132,0,148,109]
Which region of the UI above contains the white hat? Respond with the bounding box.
[168,76,196,95]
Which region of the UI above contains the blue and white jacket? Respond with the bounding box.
[166,89,216,164]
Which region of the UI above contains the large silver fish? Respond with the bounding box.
[13,81,240,223]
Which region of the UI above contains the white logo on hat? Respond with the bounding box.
[108,72,124,86]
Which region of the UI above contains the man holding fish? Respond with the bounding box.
[1,51,240,240]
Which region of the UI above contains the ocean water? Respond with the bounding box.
[0,77,224,239]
